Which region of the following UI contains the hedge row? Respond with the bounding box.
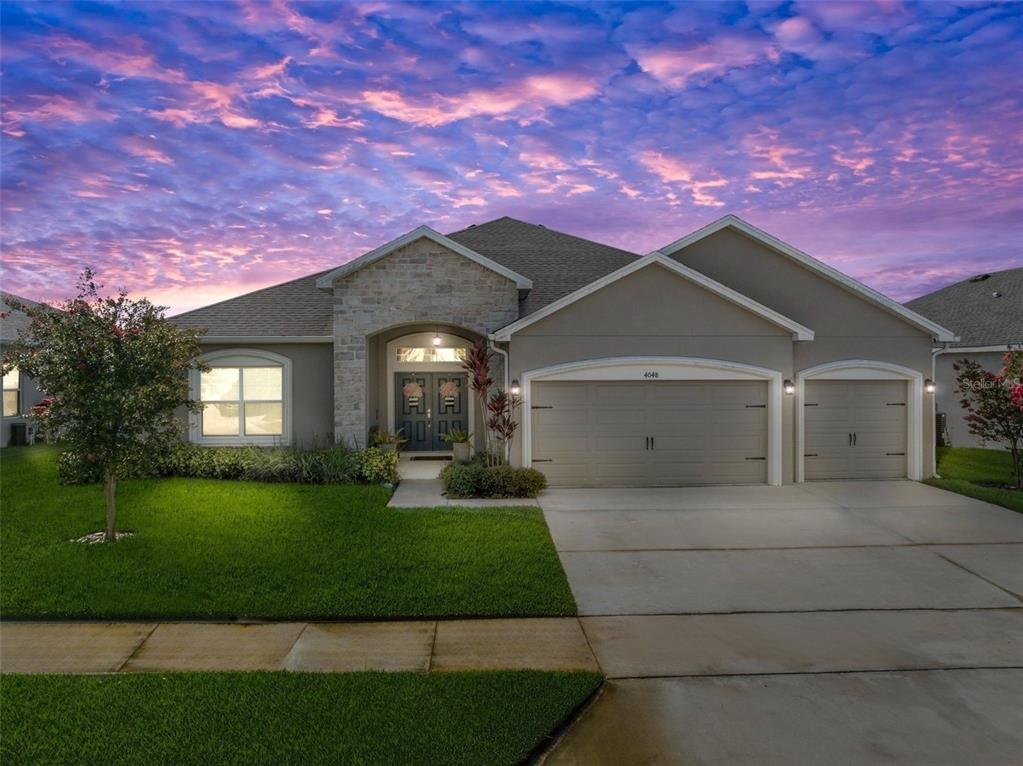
[57,443,399,486]
[440,461,547,498]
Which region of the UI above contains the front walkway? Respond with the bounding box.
[0,618,597,674]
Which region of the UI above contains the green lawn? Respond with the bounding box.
[926,447,1023,513]
[0,447,575,619]
[1,670,601,766]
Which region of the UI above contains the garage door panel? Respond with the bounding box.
[532,380,768,487]
[804,380,907,480]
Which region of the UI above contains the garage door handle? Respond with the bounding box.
[853,433,857,446]
[531,405,553,410]
[745,456,766,461]
[651,437,654,449]
[532,459,553,463]
[804,453,818,457]
[886,452,905,456]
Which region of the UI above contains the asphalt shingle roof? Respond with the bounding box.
[447,217,639,317]
[905,267,1023,347]
[171,270,335,337]
[171,218,640,337]
[1,292,45,343]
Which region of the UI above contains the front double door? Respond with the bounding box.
[395,372,469,451]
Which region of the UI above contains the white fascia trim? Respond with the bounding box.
[795,359,924,482]
[935,344,1018,354]
[521,356,784,486]
[492,252,814,341]
[202,336,332,344]
[656,215,958,343]
[314,225,532,290]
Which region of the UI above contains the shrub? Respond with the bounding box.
[353,447,399,485]
[441,462,547,498]
[58,442,396,487]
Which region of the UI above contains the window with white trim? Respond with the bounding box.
[2,367,20,417]
[197,355,287,441]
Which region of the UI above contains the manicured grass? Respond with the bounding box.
[0,447,575,618]
[1,670,602,766]
[925,447,1023,513]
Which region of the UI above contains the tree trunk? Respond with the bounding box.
[104,470,117,542]
[1012,442,1023,490]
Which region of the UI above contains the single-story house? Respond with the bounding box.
[172,214,956,487]
[906,268,1022,448]
[0,292,47,447]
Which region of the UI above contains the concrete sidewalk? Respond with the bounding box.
[0,618,597,674]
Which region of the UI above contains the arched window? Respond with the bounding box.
[190,350,292,445]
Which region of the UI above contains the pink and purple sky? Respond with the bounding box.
[1,1,1021,314]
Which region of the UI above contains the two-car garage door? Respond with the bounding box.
[531,381,768,487]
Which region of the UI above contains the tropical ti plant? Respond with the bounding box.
[462,339,496,464]
[0,270,207,542]
[954,350,1023,489]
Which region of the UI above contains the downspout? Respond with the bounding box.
[931,342,950,478]
[488,335,510,391]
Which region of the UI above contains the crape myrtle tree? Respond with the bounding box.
[954,350,1023,489]
[0,271,207,541]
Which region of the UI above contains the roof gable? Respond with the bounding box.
[657,215,956,342]
[492,252,814,341]
[314,225,532,290]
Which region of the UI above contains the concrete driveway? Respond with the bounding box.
[541,481,1023,765]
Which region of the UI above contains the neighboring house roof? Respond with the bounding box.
[314,225,533,290]
[171,271,335,339]
[492,252,815,341]
[657,215,957,343]
[0,291,45,343]
[446,217,640,317]
[905,267,1023,349]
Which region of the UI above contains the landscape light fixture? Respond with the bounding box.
[924,379,936,394]
[783,379,795,395]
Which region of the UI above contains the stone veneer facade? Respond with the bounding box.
[331,237,520,446]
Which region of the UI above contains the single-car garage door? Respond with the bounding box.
[804,380,907,480]
[531,380,768,487]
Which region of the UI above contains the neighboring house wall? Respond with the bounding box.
[188,342,334,450]
[667,227,937,475]
[330,238,519,446]
[934,351,1008,448]
[507,264,796,475]
[0,345,45,447]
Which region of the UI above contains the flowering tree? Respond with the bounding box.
[0,271,206,541]
[954,350,1023,489]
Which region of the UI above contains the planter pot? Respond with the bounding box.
[452,442,471,463]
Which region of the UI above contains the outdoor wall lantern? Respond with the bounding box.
[783,379,795,395]
[924,379,936,394]
[510,379,521,396]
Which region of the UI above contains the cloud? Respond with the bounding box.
[630,34,770,87]
[360,73,600,126]
[639,153,728,207]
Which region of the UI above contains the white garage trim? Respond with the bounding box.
[796,360,923,482]
[521,357,784,486]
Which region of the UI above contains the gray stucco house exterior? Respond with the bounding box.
[172,214,958,487]
[0,292,47,447]
[906,268,1022,448]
